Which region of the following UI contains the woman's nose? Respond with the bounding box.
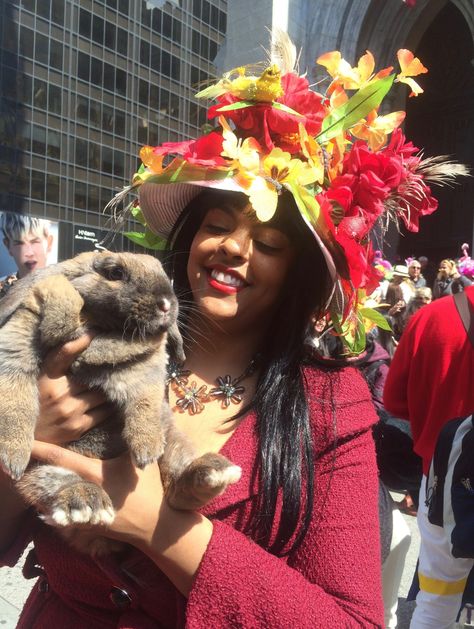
[219,230,250,259]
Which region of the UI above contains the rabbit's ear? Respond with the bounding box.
[167,321,185,363]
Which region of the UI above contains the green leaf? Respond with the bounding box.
[330,311,366,356]
[216,101,257,112]
[271,102,303,117]
[286,183,320,226]
[142,162,233,184]
[124,230,167,251]
[130,204,146,225]
[359,307,393,331]
[317,75,395,144]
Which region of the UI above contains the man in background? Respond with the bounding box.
[0,212,53,298]
[407,260,426,290]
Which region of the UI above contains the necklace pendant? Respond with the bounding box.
[166,362,191,388]
[175,381,208,415]
[209,375,246,408]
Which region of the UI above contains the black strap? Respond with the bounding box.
[454,291,474,347]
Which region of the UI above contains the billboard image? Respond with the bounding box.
[0,212,59,295]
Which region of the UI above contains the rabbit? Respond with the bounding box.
[0,251,241,555]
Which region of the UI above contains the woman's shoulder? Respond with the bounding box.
[302,363,377,446]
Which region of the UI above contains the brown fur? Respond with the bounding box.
[0,251,241,555]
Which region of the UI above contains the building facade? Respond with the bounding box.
[0,0,226,262]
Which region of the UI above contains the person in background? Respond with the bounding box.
[432,258,472,299]
[388,265,415,305]
[0,213,53,298]
[418,256,436,288]
[384,286,474,627]
[407,260,426,290]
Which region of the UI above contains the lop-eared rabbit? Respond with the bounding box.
[0,251,240,555]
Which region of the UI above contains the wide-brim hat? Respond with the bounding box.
[138,178,339,284]
[392,264,410,278]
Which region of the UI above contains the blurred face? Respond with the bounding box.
[438,260,452,278]
[4,231,52,278]
[187,204,295,332]
[409,262,421,279]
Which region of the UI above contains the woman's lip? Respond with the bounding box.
[206,268,247,294]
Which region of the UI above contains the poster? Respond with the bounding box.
[0,212,59,282]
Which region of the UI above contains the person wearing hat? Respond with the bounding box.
[389,264,416,305]
[0,39,466,628]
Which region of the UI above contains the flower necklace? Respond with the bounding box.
[167,359,258,415]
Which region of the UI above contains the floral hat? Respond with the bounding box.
[458,243,474,280]
[108,33,468,354]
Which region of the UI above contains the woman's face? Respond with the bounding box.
[187,204,295,331]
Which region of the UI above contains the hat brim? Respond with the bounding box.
[138,179,338,284]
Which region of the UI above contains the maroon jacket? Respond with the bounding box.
[2,366,383,628]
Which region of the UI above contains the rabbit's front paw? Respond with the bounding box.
[129,435,165,469]
[0,443,31,481]
[41,481,115,528]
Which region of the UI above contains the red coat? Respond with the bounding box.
[2,366,383,628]
[384,287,474,475]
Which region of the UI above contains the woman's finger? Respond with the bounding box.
[42,333,96,378]
[31,441,102,483]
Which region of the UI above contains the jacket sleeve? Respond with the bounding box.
[383,319,416,420]
[186,371,383,628]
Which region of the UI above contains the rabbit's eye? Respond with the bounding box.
[105,265,125,281]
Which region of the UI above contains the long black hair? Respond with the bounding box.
[164,188,334,555]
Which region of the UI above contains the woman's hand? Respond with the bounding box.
[30,442,165,549]
[36,334,112,444]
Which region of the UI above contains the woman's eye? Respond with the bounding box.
[205,223,229,234]
[254,240,282,254]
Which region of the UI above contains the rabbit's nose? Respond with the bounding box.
[158,297,171,313]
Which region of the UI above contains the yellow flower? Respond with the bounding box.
[317,50,392,92]
[219,116,261,172]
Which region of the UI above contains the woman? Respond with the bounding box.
[0,187,383,627]
[0,40,459,628]
[433,259,472,299]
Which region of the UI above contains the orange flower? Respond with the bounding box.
[351,110,406,151]
[396,49,428,97]
[317,50,392,92]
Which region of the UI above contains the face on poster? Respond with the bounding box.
[0,212,59,280]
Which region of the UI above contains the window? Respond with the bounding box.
[76,95,89,122]
[117,28,128,56]
[74,181,87,208]
[171,55,180,81]
[49,85,62,115]
[219,11,226,34]
[172,19,181,42]
[22,0,35,12]
[47,131,60,159]
[163,13,171,38]
[22,76,33,106]
[202,0,210,23]
[89,144,101,170]
[75,138,88,167]
[51,0,65,26]
[92,16,104,46]
[116,69,126,96]
[210,5,219,30]
[118,0,129,14]
[192,30,200,55]
[91,58,102,85]
[78,52,90,81]
[115,111,125,136]
[152,9,161,32]
[105,22,116,50]
[139,79,149,106]
[102,105,114,132]
[33,79,47,109]
[46,174,60,203]
[36,1,49,19]
[161,51,170,77]
[192,0,201,20]
[102,146,113,173]
[114,151,124,177]
[104,62,115,92]
[35,33,49,65]
[88,185,100,208]
[79,9,91,38]
[209,40,218,61]
[89,101,102,126]
[151,44,160,70]
[140,40,150,66]
[149,84,159,110]
[31,170,45,200]
[49,40,63,71]
[19,26,34,59]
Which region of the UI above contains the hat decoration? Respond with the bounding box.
[458,243,474,280]
[107,32,468,354]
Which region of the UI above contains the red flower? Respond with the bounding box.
[152,132,227,167]
[208,73,326,153]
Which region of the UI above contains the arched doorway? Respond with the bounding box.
[399,2,474,265]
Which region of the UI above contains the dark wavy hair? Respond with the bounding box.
[164,188,333,555]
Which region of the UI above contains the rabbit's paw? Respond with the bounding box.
[130,434,165,469]
[41,481,115,528]
[169,453,241,510]
[0,444,31,481]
